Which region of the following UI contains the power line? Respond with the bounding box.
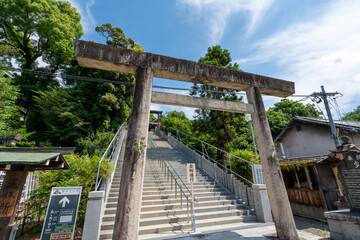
[1,67,312,97]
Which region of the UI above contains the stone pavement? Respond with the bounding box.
[141,222,329,240]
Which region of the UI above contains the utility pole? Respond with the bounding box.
[310,85,341,148]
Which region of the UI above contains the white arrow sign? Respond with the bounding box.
[59,196,70,207]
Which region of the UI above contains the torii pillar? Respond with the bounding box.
[247,87,298,239]
[74,40,299,240]
[113,67,153,239]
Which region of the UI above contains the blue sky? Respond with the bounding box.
[68,0,360,119]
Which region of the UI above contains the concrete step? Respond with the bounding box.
[140,184,222,192]
[139,214,257,235]
[101,209,252,231]
[141,187,226,196]
[140,191,230,201]
[100,214,256,238]
[102,205,251,223]
[106,194,236,206]
[99,132,256,240]
[108,189,229,199]
[139,199,241,212]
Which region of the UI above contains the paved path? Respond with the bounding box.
[143,222,328,239]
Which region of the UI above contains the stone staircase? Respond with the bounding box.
[99,132,257,239]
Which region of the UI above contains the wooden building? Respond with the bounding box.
[275,117,360,220]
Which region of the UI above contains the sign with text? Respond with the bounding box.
[187,163,196,183]
[338,151,360,212]
[40,187,82,240]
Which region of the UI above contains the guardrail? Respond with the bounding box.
[160,125,264,185]
[95,123,127,191]
[148,135,198,229]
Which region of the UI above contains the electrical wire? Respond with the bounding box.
[1,66,311,98]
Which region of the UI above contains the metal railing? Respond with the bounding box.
[95,123,127,191]
[148,135,197,226]
[160,125,254,185]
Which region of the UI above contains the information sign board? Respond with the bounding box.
[40,187,82,240]
[187,163,196,183]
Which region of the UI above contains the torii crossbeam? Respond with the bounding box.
[74,40,299,240]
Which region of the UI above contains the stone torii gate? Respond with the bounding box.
[74,40,299,240]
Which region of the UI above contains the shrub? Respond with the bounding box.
[25,154,113,229]
[230,149,260,184]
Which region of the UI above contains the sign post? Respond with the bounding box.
[186,163,201,235]
[40,187,82,240]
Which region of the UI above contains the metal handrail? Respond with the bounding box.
[148,135,196,223]
[95,123,127,191]
[161,125,254,185]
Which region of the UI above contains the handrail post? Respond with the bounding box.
[187,201,189,222]
[180,186,183,210]
[175,183,177,199]
[228,154,232,172]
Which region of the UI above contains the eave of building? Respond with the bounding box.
[274,116,360,142]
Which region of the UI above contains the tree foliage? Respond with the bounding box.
[266,99,322,139]
[95,23,144,51]
[342,106,360,122]
[26,155,113,230]
[30,23,143,146]
[190,45,252,152]
[0,72,21,133]
[0,72,35,145]
[230,149,260,183]
[0,0,83,70]
[162,111,192,134]
[33,88,89,146]
[76,131,115,157]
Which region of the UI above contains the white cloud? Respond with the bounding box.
[241,0,360,115]
[68,0,96,34]
[177,0,274,44]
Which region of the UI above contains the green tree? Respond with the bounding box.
[342,106,360,122]
[32,24,144,146]
[162,111,192,134]
[0,72,21,133]
[95,23,143,52]
[33,88,89,146]
[0,0,83,70]
[190,45,252,152]
[0,71,35,145]
[267,99,322,139]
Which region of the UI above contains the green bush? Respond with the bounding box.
[25,154,113,229]
[76,131,115,156]
[230,149,260,184]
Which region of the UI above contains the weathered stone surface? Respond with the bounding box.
[337,150,360,212]
[325,210,360,240]
[74,40,295,97]
[246,86,299,240]
[325,209,360,224]
[112,67,153,240]
[151,91,254,113]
